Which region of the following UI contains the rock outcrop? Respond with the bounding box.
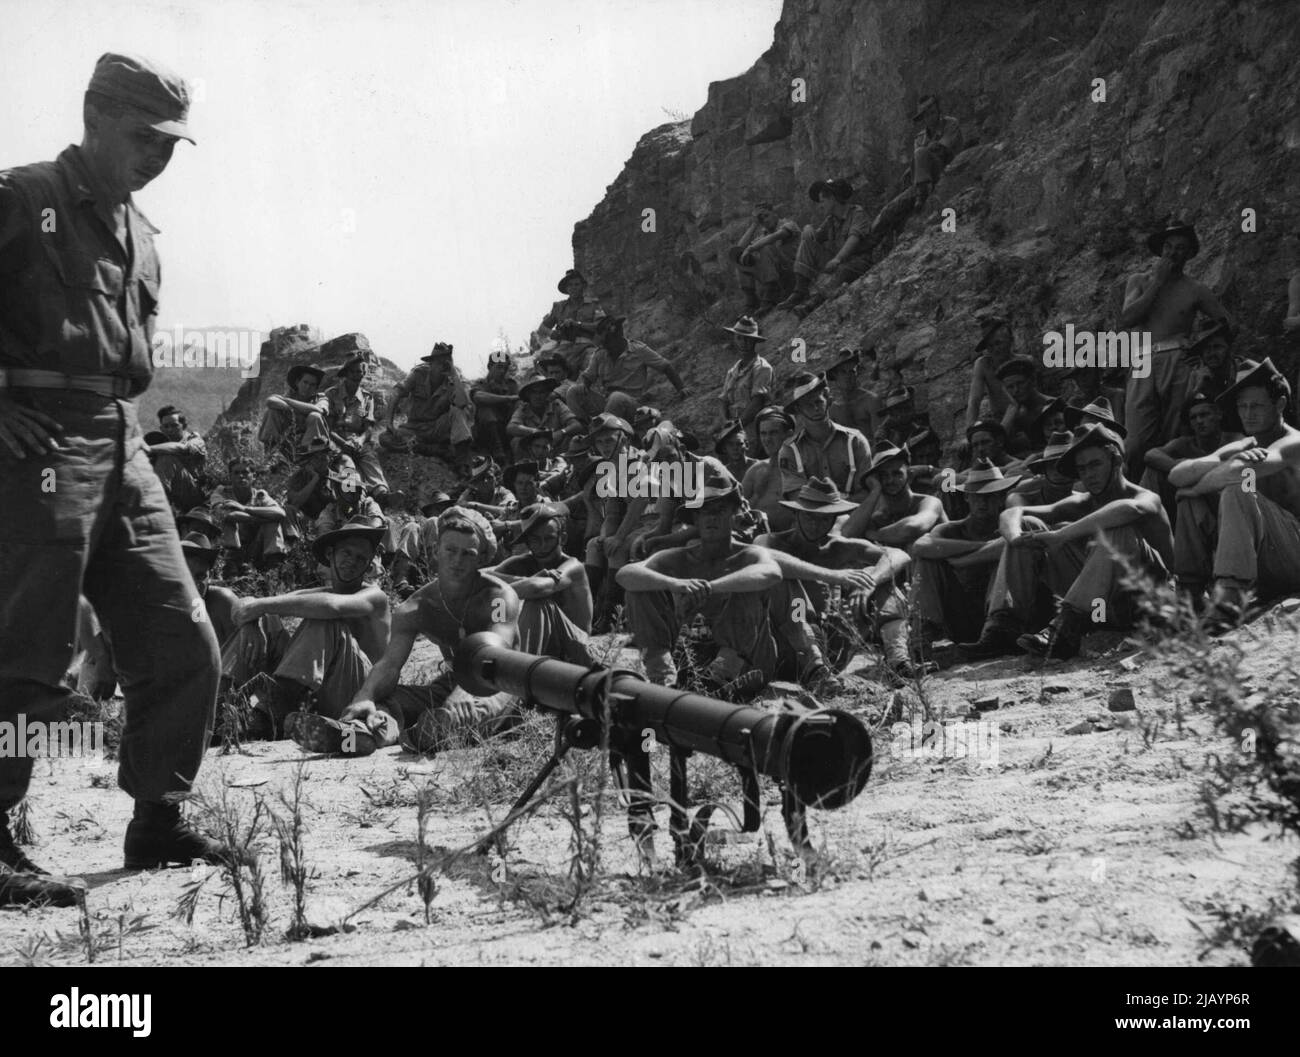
[558,0,1300,444]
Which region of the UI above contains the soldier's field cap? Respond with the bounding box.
[88,52,195,144]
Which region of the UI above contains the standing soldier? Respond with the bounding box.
[0,53,228,907]
[1118,219,1233,479]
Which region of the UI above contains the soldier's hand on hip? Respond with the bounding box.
[0,395,66,458]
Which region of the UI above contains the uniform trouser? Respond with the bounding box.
[1173,487,1300,595]
[472,405,511,456]
[915,557,996,644]
[793,225,872,286]
[393,520,432,567]
[1124,348,1190,480]
[735,243,794,296]
[221,518,289,562]
[552,340,595,378]
[218,614,292,689]
[624,588,777,686]
[913,142,953,187]
[383,599,594,753]
[348,445,389,493]
[0,391,219,810]
[389,406,474,449]
[258,404,330,460]
[986,517,1168,629]
[565,384,638,424]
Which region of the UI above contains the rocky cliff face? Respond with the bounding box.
[565,0,1300,443]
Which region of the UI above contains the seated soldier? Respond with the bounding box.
[964,314,1014,426]
[1170,358,1300,623]
[617,472,783,699]
[1007,432,1077,508]
[180,531,291,739]
[493,462,545,555]
[997,357,1050,455]
[220,514,391,743]
[1141,391,1240,523]
[1026,396,1068,454]
[776,179,872,317]
[959,424,1174,660]
[383,342,474,471]
[827,346,881,440]
[321,354,393,507]
[843,442,946,549]
[320,508,595,757]
[313,461,395,579]
[149,405,208,513]
[259,363,331,465]
[717,316,774,449]
[1064,395,1127,437]
[471,348,520,463]
[944,418,1014,522]
[284,440,352,544]
[780,371,873,501]
[631,422,764,560]
[758,477,919,688]
[539,268,606,377]
[487,502,594,632]
[581,412,653,627]
[537,349,578,404]
[208,456,290,573]
[730,203,800,312]
[913,460,1021,649]
[1184,319,1237,402]
[632,405,663,442]
[457,454,518,519]
[713,420,757,483]
[177,505,221,544]
[905,428,944,495]
[391,489,455,599]
[567,315,687,424]
[742,405,797,533]
[508,370,580,461]
[520,429,570,496]
[863,94,965,250]
[874,386,928,449]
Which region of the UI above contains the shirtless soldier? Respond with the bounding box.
[1118,220,1233,478]
[617,473,783,697]
[742,405,797,533]
[959,424,1174,660]
[843,442,946,549]
[1170,358,1300,624]
[757,478,918,686]
[326,508,593,757]
[487,502,594,633]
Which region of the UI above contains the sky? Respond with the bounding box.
[1,0,782,376]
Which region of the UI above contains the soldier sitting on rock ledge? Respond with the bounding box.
[382,341,474,473]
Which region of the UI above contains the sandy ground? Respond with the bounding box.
[3,618,1297,968]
